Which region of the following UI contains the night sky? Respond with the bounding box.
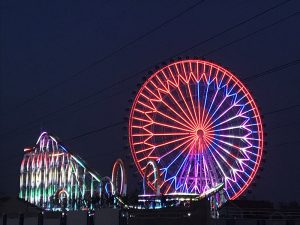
[1,0,300,202]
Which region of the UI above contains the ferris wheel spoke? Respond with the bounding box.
[193,152,199,192]
[182,164,192,193]
[166,64,180,87]
[161,98,195,128]
[213,125,246,132]
[204,93,229,128]
[211,136,250,154]
[201,71,213,126]
[163,175,176,194]
[213,133,258,142]
[166,89,197,127]
[149,121,192,132]
[157,66,198,127]
[239,160,255,172]
[235,172,247,185]
[197,81,201,128]
[175,82,198,126]
[208,95,246,127]
[210,113,248,129]
[158,136,195,163]
[147,78,196,128]
[204,81,238,127]
[159,143,197,191]
[226,179,238,196]
[175,147,195,191]
[154,101,194,130]
[141,80,194,129]
[207,144,228,183]
[186,80,198,125]
[208,155,235,196]
[210,138,247,167]
[205,152,221,188]
[209,140,249,181]
[202,154,210,191]
[202,83,220,127]
[132,132,190,137]
[167,145,194,182]
[136,100,155,111]
[133,125,188,136]
[147,110,192,131]
[242,148,259,157]
[136,135,193,156]
[132,116,152,124]
[210,143,235,171]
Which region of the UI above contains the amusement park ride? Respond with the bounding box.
[19,132,127,211]
[19,59,264,215]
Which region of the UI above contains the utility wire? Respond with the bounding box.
[1,0,205,116]
[0,102,299,168]
[269,121,300,130]
[264,104,300,116]
[203,12,300,58]
[64,103,300,142]
[66,121,124,142]
[0,56,299,138]
[2,0,292,116]
[1,56,299,139]
[0,5,298,138]
[244,59,300,82]
[171,0,293,57]
[2,8,297,138]
[271,140,300,148]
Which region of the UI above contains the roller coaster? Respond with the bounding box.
[19,132,126,211]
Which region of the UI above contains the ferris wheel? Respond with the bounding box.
[128,59,264,200]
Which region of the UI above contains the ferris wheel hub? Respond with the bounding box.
[196,129,205,140]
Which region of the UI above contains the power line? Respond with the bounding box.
[0,102,299,168]
[264,104,300,116]
[1,56,299,139]
[1,0,205,116]
[50,12,298,118]
[267,140,300,149]
[37,102,300,155]
[244,59,300,82]
[243,59,300,81]
[0,2,297,138]
[64,104,300,142]
[171,0,293,57]
[65,121,124,142]
[269,121,300,130]
[0,87,129,137]
[2,0,292,116]
[203,12,300,57]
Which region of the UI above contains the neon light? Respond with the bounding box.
[143,160,160,195]
[19,132,103,211]
[102,176,115,195]
[24,148,33,152]
[129,59,264,201]
[112,159,127,196]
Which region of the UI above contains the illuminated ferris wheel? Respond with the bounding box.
[128,59,264,200]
